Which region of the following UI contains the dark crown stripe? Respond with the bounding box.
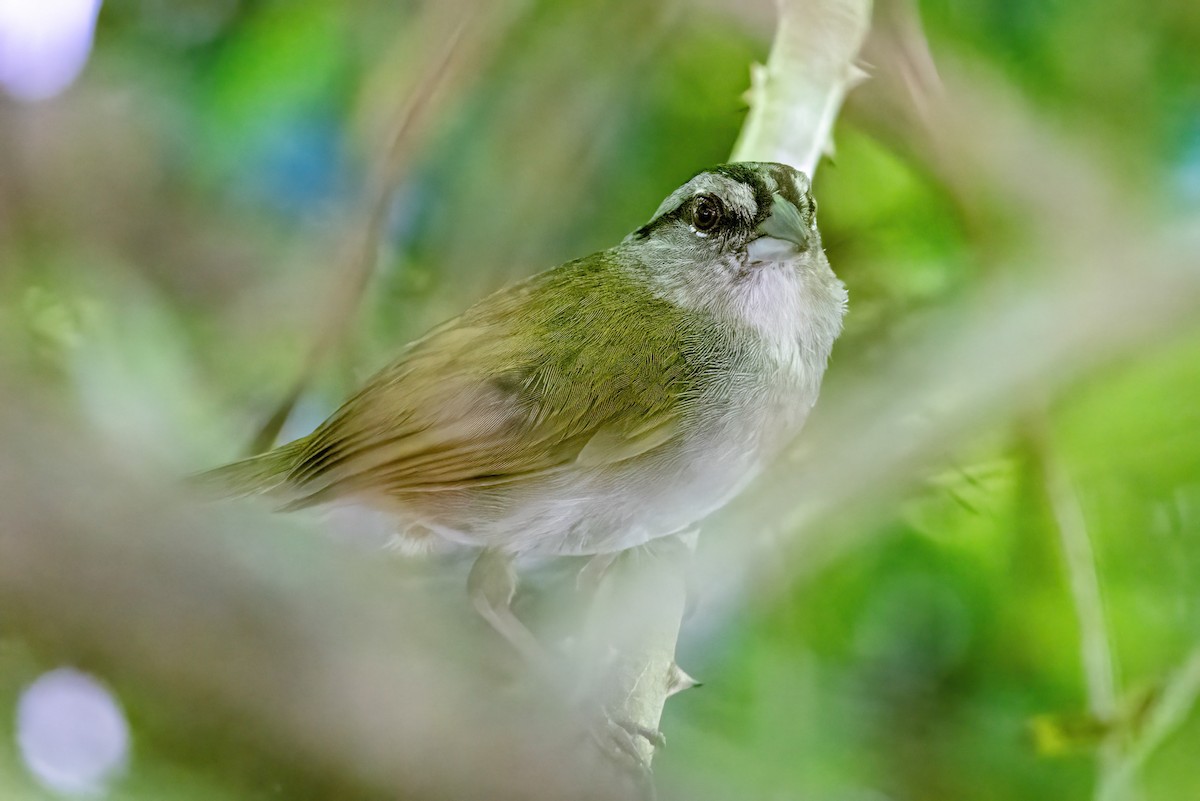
[766,163,804,210]
[710,163,775,226]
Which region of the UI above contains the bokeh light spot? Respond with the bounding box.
[0,0,103,102]
[15,667,130,796]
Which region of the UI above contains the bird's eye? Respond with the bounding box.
[691,195,722,233]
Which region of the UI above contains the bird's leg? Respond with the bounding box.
[466,547,547,669]
[466,548,659,782]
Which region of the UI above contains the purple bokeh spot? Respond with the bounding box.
[0,0,103,102]
[15,667,130,796]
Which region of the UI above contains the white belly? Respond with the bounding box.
[464,374,814,556]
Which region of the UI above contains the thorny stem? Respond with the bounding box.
[731,0,872,174]
[587,0,872,782]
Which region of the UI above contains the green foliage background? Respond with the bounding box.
[1,0,1199,799]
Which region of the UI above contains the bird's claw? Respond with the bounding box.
[588,710,663,770]
[585,711,660,800]
[616,719,666,749]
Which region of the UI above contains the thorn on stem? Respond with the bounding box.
[666,662,699,697]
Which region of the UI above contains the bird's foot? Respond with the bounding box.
[585,710,660,798]
[588,709,665,768]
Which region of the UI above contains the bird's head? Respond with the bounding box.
[627,161,819,268]
[621,162,843,341]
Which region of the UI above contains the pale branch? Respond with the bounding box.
[584,0,874,781]
[730,0,872,175]
[0,397,638,801]
[712,235,1200,588]
[576,538,694,768]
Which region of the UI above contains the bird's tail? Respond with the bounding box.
[193,437,310,498]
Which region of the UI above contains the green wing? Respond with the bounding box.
[281,255,700,507]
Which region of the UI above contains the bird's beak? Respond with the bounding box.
[747,193,810,264]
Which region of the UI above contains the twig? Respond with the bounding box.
[1029,418,1125,799]
[730,0,872,174]
[1098,647,1200,801]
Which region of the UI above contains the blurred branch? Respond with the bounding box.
[730,0,872,175]
[0,394,646,801]
[1029,418,1126,799]
[703,36,1200,611]
[247,0,524,455]
[1099,647,1200,801]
